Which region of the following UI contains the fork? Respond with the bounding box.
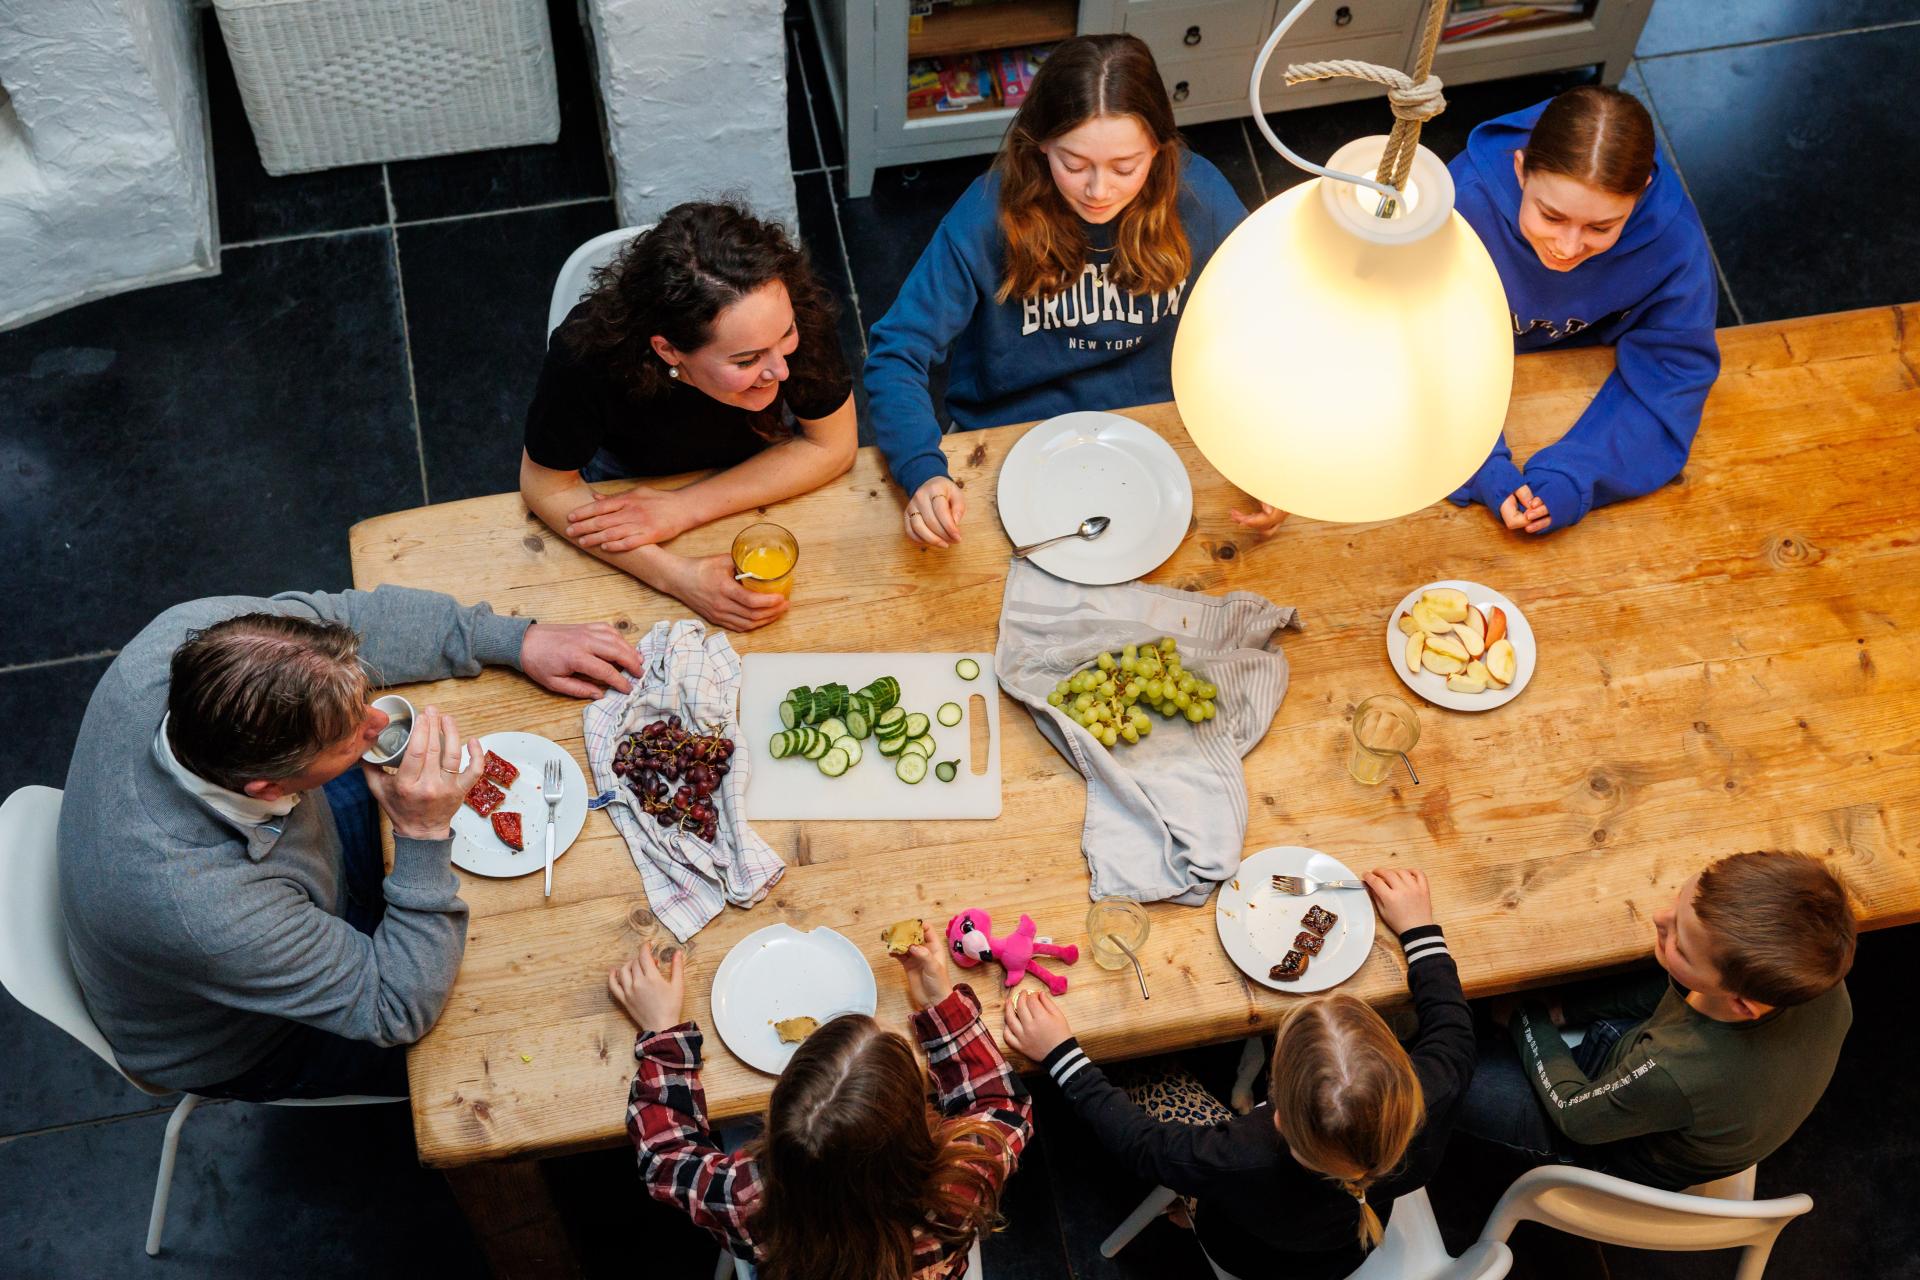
[1272,874,1364,896]
[541,758,564,899]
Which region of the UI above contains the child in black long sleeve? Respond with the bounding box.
[1005,868,1475,1280]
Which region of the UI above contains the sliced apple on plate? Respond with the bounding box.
[1485,606,1508,649]
[1425,632,1470,663]
[1404,632,1426,674]
[1452,621,1486,657]
[1421,587,1469,623]
[1485,638,1517,686]
[1411,600,1454,636]
[1421,649,1466,677]
[1465,659,1493,687]
[1397,613,1419,636]
[1447,672,1488,694]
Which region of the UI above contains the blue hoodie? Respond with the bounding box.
[865,152,1246,497]
[1449,101,1720,531]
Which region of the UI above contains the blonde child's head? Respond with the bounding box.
[1268,995,1425,1250]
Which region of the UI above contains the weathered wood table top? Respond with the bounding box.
[350,304,1920,1170]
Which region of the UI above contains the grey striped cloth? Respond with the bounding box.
[995,561,1297,905]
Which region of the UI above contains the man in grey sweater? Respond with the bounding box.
[59,585,643,1099]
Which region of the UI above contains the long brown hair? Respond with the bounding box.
[1521,85,1656,196]
[1268,996,1426,1251]
[993,34,1188,303]
[750,1014,1012,1280]
[561,200,841,442]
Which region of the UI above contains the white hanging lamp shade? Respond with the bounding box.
[1172,136,1513,523]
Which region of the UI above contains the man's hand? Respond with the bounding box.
[905,476,966,547]
[1229,501,1289,535]
[673,554,790,632]
[1003,988,1073,1061]
[1364,866,1436,936]
[609,944,686,1032]
[1499,484,1552,534]
[521,622,646,699]
[564,486,695,553]
[362,706,483,841]
[892,921,952,1010]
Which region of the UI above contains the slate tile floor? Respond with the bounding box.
[3,2,1917,1275]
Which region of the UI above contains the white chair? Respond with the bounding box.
[547,225,655,337]
[1477,1164,1810,1280]
[716,1236,984,1279]
[0,787,402,1259]
[1103,1184,1510,1279]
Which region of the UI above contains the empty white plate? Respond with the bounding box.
[448,731,588,879]
[1215,846,1376,993]
[996,411,1193,585]
[710,924,879,1075]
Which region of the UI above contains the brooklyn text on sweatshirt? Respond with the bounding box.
[864,151,1246,497]
[1446,100,1721,530]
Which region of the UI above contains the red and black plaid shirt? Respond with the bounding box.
[626,984,1032,1277]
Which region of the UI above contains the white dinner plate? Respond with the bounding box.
[710,924,879,1075]
[1215,846,1376,993]
[996,411,1194,585]
[448,732,589,878]
[1384,579,1537,712]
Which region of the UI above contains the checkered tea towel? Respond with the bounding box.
[995,560,1297,905]
[583,619,784,941]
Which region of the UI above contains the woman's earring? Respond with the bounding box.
[667,365,680,379]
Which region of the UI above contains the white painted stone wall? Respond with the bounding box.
[583,0,798,235]
[0,0,218,331]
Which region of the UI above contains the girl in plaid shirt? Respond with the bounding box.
[609,920,1032,1280]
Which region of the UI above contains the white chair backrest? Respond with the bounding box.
[1343,1188,1514,1280]
[0,787,133,1080]
[547,225,655,338]
[1480,1164,1811,1256]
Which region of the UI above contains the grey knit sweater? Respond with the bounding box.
[58,587,532,1090]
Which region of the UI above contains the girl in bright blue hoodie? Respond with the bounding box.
[1449,86,1720,534]
[864,34,1247,547]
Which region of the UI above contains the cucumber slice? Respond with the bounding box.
[818,747,850,777]
[935,760,958,783]
[903,735,935,758]
[779,700,797,729]
[818,717,847,742]
[903,712,930,739]
[894,753,928,784]
[875,707,907,736]
[769,732,789,759]
[804,732,830,760]
[832,736,862,766]
[955,658,980,681]
[877,734,906,757]
[936,702,962,727]
[845,709,870,739]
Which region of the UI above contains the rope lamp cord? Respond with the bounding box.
[1249,0,1452,213]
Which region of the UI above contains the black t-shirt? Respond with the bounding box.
[523,301,853,477]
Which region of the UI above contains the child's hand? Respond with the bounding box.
[609,945,685,1032]
[1364,867,1436,936]
[1229,501,1288,535]
[893,922,952,1010]
[1499,484,1551,534]
[1003,988,1073,1060]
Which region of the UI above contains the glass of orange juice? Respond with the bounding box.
[731,522,798,596]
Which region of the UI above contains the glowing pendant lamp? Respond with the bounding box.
[1172,0,1514,524]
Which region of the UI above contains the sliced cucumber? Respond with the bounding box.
[877,734,906,757]
[875,707,907,736]
[779,700,798,729]
[769,732,789,759]
[936,702,962,727]
[903,712,930,739]
[804,731,830,760]
[894,753,928,784]
[832,736,863,766]
[903,735,935,758]
[818,717,847,742]
[845,709,870,739]
[935,760,958,783]
[955,658,980,681]
[817,747,850,777]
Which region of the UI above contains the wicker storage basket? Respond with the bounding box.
[213,0,562,173]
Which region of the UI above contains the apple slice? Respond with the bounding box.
[1411,600,1453,636]
[1463,606,1487,644]
[1426,632,1470,663]
[1446,673,1488,694]
[1485,606,1508,649]
[1451,622,1486,658]
[1404,632,1426,675]
[1421,650,1466,677]
[1466,659,1493,686]
[1396,613,1419,636]
[1422,588,1469,622]
[1485,638,1517,686]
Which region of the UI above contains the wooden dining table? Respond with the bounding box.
[349,303,1920,1275]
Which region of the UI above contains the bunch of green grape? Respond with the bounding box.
[1046,637,1220,748]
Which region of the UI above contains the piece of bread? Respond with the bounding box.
[880,919,926,955]
[1269,950,1309,982]
[1292,930,1326,956]
[774,1016,819,1044]
[1301,905,1339,936]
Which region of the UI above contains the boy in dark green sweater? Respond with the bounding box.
[1459,851,1855,1189]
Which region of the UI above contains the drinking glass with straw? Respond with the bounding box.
[1086,898,1151,999]
[1348,694,1420,786]
[731,522,797,597]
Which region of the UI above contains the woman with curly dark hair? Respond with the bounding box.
[521,201,856,631]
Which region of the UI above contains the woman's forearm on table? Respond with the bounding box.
[670,401,859,527]
[520,460,690,596]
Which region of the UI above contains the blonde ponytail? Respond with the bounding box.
[1346,1178,1384,1250]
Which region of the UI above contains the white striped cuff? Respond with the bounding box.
[1048,1046,1092,1087]
[1402,936,1451,967]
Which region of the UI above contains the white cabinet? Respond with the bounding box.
[809,0,1652,198]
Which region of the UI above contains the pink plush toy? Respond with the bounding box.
[947,908,1080,996]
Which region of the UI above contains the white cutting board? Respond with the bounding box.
[740,653,1001,820]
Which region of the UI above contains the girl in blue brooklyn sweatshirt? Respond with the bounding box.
[864,34,1246,546]
[1449,87,1720,535]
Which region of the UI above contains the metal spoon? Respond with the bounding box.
[1012,515,1111,559]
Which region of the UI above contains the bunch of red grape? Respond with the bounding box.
[612,715,735,843]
